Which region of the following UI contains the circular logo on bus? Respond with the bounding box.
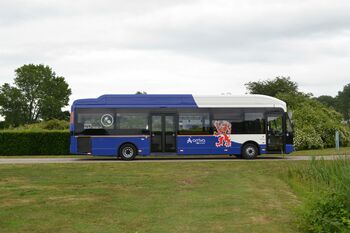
[101,114,114,127]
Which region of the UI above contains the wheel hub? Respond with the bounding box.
[123,147,133,158]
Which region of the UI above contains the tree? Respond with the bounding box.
[245,76,298,97]
[0,64,71,126]
[0,83,28,126]
[316,95,336,108]
[336,83,350,123]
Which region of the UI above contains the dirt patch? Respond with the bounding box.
[250,215,272,224]
[47,195,100,203]
[177,178,196,186]
[0,198,36,207]
[0,177,29,186]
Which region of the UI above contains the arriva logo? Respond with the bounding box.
[187,138,206,145]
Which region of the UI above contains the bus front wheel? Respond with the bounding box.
[241,143,258,159]
[119,144,137,160]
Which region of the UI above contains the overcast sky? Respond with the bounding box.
[1,0,350,105]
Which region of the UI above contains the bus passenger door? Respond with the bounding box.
[151,115,162,152]
[266,114,285,153]
[164,115,176,152]
[151,114,176,153]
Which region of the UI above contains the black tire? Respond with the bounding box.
[119,144,137,160]
[241,143,258,159]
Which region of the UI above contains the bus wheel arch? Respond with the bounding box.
[241,141,260,159]
[118,143,137,160]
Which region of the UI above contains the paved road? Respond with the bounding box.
[0,155,349,164]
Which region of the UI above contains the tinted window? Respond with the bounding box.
[116,113,149,135]
[117,113,148,130]
[75,109,150,135]
[244,112,265,134]
[268,115,283,133]
[178,112,210,134]
[212,109,243,134]
[212,109,265,134]
[75,109,114,135]
[77,113,114,129]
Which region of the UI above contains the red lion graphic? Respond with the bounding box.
[213,120,232,147]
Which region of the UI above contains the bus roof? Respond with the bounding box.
[71,94,287,112]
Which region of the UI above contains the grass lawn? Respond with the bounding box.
[289,146,350,156]
[0,161,300,233]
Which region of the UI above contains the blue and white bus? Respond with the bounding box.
[70,94,294,160]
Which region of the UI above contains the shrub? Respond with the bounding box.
[300,192,350,233]
[9,119,69,131]
[41,119,69,130]
[278,93,350,150]
[294,126,323,150]
[0,131,70,155]
[287,158,350,232]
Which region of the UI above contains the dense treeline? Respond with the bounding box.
[316,84,350,123]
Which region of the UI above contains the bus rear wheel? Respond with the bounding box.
[242,143,258,159]
[119,144,137,160]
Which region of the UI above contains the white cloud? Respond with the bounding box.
[0,0,349,107]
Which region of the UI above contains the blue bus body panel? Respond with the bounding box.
[285,144,294,154]
[71,94,198,110]
[259,144,267,155]
[91,137,150,156]
[177,136,267,155]
[71,135,267,156]
[70,136,78,154]
[69,136,150,156]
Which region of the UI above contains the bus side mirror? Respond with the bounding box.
[287,111,293,123]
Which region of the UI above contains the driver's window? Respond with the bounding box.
[268,115,283,133]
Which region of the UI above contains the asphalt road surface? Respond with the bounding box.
[0,155,349,164]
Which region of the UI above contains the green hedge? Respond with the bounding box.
[0,131,70,155]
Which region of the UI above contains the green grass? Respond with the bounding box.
[286,158,350,232]
[290,147,350,156]
[0,161,300,233]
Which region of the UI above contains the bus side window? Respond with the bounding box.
[178,112,210,135]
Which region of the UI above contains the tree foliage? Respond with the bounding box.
[337,83,350,122]
[245,76,298,97]
[315,95,336,108]
[277,92,349,149]
[136,91,147,94]
[0,64,71,126]
[7,119,69,131]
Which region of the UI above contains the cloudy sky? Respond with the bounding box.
[1,0,350,105]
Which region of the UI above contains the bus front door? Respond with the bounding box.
[151,114,176,153]
[266,114,285,153]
